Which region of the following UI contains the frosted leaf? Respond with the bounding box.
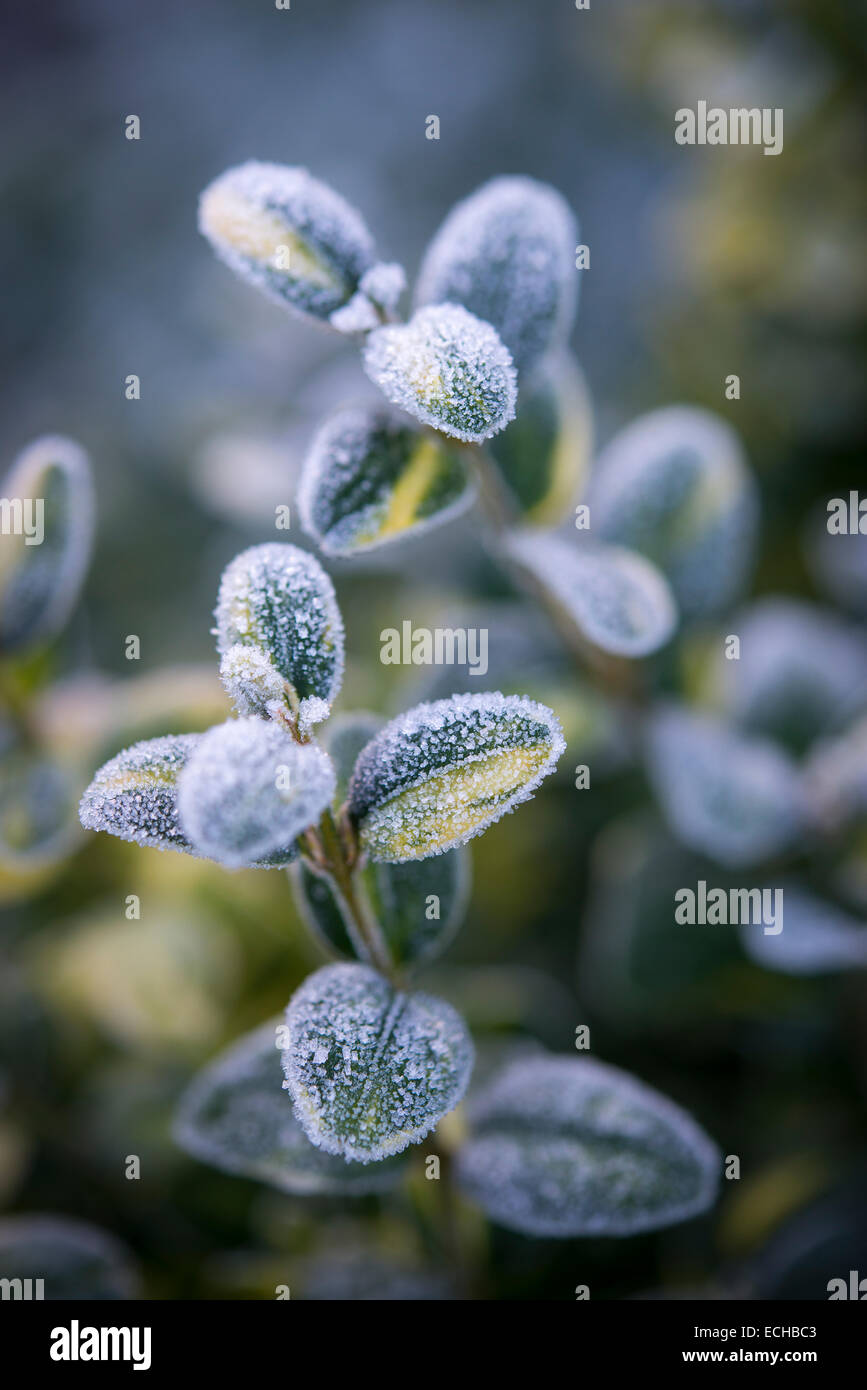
[198,161,375,323]
[347,692,565,862]
[415,176,578,378]
[79,733,201,855]
[363,304,517,443]
[298,405,474,557]
[174,1020,406,1194]
[329,291,380,335]
[0,1215,139,1299]
[720,598,867,751]
[506,530,677,657]
[291,846,471,968]
[454,1054,720,1238]
[177,718,335,869]
[587,407,759,618]
[739,884,867,976]
[646,706,804,868]
[359,261,407,312]
[214,543,344,726]
[281,962,473,1161]
[0,435,94,655]
[219,643,286,720]
[488,352,593,525]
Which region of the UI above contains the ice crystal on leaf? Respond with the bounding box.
[198,161,375,324]
[506,530,677,658]
[177,718,335,869]
[0,435,94,656]
[214,543,343,729]
[587,406,758,618]
[298,405,474,556]
[175,1020,406,1193]
[415,176,578,379]
[359,261,407,312]
[454,1054,720,1237]
[363,304,517,443]
[281,962,473,1161]
[646,706,804,868]
[347,692,565,862]
[219,643,287,721]
[79,734,201,855]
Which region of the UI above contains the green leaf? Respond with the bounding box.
[587,406,758,618]
[298,406,475,556]
[454,1054,721,1237]
[281,962,473,1161]
[415,176,578,378]
[347,693,565,862]
[488,353,592,525]
[0,1216,139,1299]
[198,161,377,327]
[79,733,202,856]
[176,718,335,869]
[363,304,517,443]
[291,847,471,968]
[174,1021,407,1193]
[506,530,677,657]
[0,435,94,655]
[646,705,804,868]
[215,542,344,733]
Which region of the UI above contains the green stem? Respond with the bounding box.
[315,806,395,979]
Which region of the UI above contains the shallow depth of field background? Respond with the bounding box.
[1,0,865,1299]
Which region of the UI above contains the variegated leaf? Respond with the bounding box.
[347,693,564,862]
[281,962,473,1161]
[299,406,474,556]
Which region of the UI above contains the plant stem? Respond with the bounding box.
[314,805,395,978]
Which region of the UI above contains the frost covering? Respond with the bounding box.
[79,734,201,854]
[507,531,677,657]
[347,692,565,862]
[298,405,474,556]
[281,962,473,1161]
[214,543,344,730]
[175,1020,405,1193]
[177,718,335,868]
[198,161,375,323]
[363,304,517,443]
[455,1054,721,1237]
[0,435,94,655]
[415,176,578,378]
[646,706,804,868]
[587,406,758,617]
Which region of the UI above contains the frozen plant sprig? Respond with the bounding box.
[80,543,566,1164]
[79,165,733,1233]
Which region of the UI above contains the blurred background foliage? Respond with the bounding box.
[0,0,865,1299]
